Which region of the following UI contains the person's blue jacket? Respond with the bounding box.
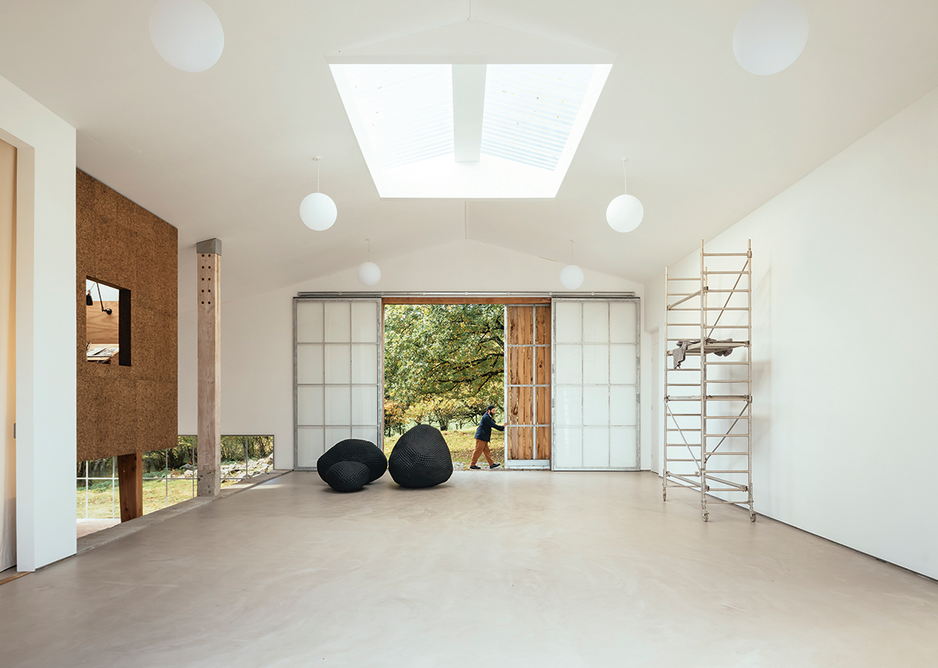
[474,411,504,442]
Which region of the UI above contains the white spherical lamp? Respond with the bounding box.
[357,261,381,287]
[606,194,644,233]
[149,0,224,73]
[733,0,809,76]
[299,192,337,231]
[560,264,584,290]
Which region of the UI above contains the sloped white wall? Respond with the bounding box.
[179,238,644,470]
[0,75,77,571]
[645,86,938,579]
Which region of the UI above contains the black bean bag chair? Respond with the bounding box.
[388,424,453,489]
[317,439,387,483]
[322,461,370,493]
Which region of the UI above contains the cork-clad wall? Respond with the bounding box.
[77,169,177,462]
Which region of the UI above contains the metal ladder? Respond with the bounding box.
[663,240,754,522]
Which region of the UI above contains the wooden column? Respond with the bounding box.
[117,452,143,521]
[197,239,221,496]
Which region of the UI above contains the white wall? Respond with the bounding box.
[0,74,77,571]
[645,86,938,579]
[179,238,645,470]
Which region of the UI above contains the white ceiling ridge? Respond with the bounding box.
[324,19,617,65]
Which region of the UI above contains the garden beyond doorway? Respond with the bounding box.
[383,303,505,468]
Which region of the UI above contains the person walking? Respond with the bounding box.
[470,405,504,470]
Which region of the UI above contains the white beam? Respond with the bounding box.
[452,64,486,163]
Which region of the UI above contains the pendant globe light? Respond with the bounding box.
[300,158,337,231]
[733,0,809,76]
[149,0,224,73]
[357,239,381,286]
[559,240,584,290]
[606,159,644,233]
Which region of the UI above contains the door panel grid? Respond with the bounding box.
[552,298,640,471]
[294,298,382,470]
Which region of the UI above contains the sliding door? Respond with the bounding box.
[294,298,382,470]
[552,298,639,470]
[505,304,550,469]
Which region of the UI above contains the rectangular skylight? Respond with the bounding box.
[342,64,454,170]
[330,62,612,198]
[481,64,595,171]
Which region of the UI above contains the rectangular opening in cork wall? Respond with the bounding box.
[86,278,131,366]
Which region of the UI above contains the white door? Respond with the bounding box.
[552,298,639,470]
[294,298,383,470]
[0,138,15,570]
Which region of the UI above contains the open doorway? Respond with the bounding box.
[382,297,551,470]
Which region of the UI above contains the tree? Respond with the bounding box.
[384,304,504,425]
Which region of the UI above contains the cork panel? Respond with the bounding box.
[536,386,551,425]
[535,347,550,385]
[507,346,533,386]
[535,305,551,344]
[507,306,533,345]
[508,386,533,425]
[508,427,534,460]
[77,169,178,461]
[535,426,551,460]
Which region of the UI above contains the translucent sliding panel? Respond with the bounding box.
[609,344,637,384]
[296,386,324,425]
[583,427,610,468]
[582,302,609,343]
[552,298,640,471]
[325,386,351,424]
[555,345,582,384]
[583,386,610,426]
[324,345,351,384]
[295,298,383,470]
[351,386,379,424]
[324,302,351,342]
[351,345,379,384]
[296,344,323,384]
[554,427,582,469]
[610,427,638,469]
[554,301,581,343]
[582,345,609,385]
[296,301,324,343]
[351,302,378,343]
[297,427,325,468]
[609,301,637,344]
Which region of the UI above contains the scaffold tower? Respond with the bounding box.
[663,240,754,522]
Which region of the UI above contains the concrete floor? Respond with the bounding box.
[1,470,937,667]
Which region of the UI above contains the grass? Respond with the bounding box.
[384,426,505,469]
[76,478,198,519]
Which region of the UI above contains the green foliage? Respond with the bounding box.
[384,304,504,423]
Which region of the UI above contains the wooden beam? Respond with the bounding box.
[117,452,143,522]
[197,239,221,496]
[382,296,550,305]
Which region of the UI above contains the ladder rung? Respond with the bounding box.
[705,270,750,275]
[705,415,750,420]
[667,428,701,432]
[702,252,750,257]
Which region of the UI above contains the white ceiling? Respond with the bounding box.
[1,0,937,306]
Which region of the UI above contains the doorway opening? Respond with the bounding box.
[382,297,551,470]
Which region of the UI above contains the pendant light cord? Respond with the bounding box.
[622,158,628,195]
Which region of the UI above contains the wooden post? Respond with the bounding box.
[197,239,221,496]
[117,452,143,521]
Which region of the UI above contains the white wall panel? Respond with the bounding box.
[643,86,938,579]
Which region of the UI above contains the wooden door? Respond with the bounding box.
[505,305,550,467]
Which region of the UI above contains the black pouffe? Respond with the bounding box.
[388,424,453,489]
[317,439,387,483]
[323,461,370,493]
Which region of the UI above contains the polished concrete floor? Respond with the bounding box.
[1,471,937,667]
